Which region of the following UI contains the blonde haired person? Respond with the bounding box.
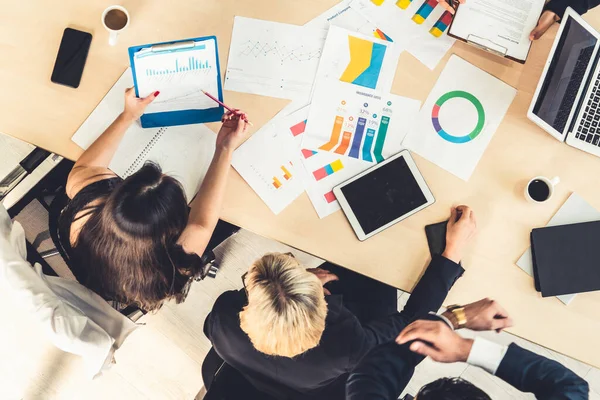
[204,206,477,400]
[239,253,329,357]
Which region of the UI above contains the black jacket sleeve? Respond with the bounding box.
[349,255,464,366]
[496,343,589,400]
[546,0,600,19]
[346,341,423,400]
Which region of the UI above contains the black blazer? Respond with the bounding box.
[346,337,589,400]
[203,255,463,400]
[546,0,600,18]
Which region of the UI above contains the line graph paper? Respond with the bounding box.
[237,40,322,63]
[225,17,327,100]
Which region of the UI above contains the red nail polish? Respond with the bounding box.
[154,91,160,97]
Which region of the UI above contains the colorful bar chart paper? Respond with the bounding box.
[302,149,318,159]
[362,128,377,162]
[430,11,453,37]
[320,116,344,151]
[349,117,367,158]
[272,176,282,189]
[290,119,307,136]
[373,28,393,42]
[396,0,413,9]
[373,116,390,162]
[412,0,439,24]
[334,131,353,155]
[340,36,387,90]
[312,159,344,181]
[324,191,337,204]
[281,165,292,180]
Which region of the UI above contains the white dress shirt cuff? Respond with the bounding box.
[430,311,455,331]
[466,337,508,375]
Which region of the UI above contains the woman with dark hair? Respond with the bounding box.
[58,88,249,311]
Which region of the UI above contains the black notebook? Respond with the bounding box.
[531,220,600,297]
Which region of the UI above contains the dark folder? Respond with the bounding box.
[531,220,600,297]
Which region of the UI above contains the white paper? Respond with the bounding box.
[133,39,220,113]
[403,55,516,181]
[141,125,216,202]
[293,94,420,218]
[351,0,455,70]
[225,17,327,101]
[303,26,399,161]
[305,0,395,43]
[516,193,600,305]
[232,117,305,215]
[450,0,544,61]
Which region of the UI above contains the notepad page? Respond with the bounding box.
[141,124,216,202]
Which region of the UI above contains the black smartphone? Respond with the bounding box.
[50,28,92,88]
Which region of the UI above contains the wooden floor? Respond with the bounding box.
[1,229,599,400]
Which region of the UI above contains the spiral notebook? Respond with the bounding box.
[71,69,216,202]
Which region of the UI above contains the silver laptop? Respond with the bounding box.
[528,7,600,158]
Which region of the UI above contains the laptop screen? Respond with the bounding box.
[532,17,598,134]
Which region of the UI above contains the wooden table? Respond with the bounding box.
[4,0,600,368]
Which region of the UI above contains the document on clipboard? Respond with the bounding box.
[129,36,223,127]
[448,0,545,63]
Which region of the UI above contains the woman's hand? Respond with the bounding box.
[443,205,477,263]
[530,10,560,40]
[216,110,250,152]
[122,87,159,121]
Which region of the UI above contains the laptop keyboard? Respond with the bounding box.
[575,71,600,147]
[558,47,593,130]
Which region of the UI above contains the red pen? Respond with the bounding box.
[201,90,253,126]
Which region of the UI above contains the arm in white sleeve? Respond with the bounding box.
[466,337,509,375]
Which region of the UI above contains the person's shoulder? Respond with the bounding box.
[204,289,246,338]
[322,296,363,342]
[212,289,246,313]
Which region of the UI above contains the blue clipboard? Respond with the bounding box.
[128,36,224,128]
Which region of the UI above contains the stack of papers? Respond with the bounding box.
[231,19,421,217]
[228,3,517,218]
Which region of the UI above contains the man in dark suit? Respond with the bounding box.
[204,206,476,399]
[346,298,589,399]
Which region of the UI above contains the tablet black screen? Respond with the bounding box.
[339,156,428,235]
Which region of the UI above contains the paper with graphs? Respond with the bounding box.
[225,17,327,101]
[351,0,455,69]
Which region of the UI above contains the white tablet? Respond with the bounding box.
[333,150,435,241]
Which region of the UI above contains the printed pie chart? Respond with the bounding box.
[431,91,485,144]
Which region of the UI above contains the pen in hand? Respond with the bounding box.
[201,90,253,126]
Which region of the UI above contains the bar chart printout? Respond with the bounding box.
[232,119,305,214]
[133,39,220,114]
[145,56,210,75]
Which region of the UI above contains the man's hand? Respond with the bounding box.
[396,320,473,363]
[442,205,477,263]
[307,268,339,295]
[530,10,560,40]
[445,298,514,332]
